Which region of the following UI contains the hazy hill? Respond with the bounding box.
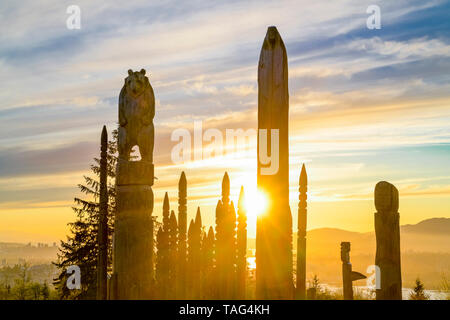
[249,218,450,289]
[401,217,450,234]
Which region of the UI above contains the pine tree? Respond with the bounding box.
[409,278,429,300]
[53,129,117,299]
[41,281,50,300]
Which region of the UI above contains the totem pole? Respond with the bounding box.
[236,186,247,299]
[168,210,178,297]
[341,242,366,300]
[296,164,307,299]
[96,125,108,300]
[202,226,215,299]
[177,171,187,298]
[215,172,237,299]
[256,26,294,299]
[112,69,155,299]
[374,181,402,300]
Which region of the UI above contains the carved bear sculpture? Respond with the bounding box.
[118,69,155,162]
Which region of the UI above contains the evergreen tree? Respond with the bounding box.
[41,281,50,300]
[53,129,118,299]
[409,278,429,300]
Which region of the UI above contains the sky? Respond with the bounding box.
[0,0,449,243]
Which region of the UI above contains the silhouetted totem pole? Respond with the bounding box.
[256,26,294,299]
[296,164,307,299]
[168,210,178,297]
[215,172,237,299]
[177,172,187,298]
[156,225,169,298]
[341,242,366,300]
[187,208,202,299]
[236,186,247,299]
[96,125,108,300]
[112,69,155,299]
[374,181,402,300]
[202,226,215,299]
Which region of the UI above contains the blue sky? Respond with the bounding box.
[0,0,449,241]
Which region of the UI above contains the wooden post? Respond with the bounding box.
[256,25,294,300]
[168,210,178,298]
[296,164,307,299]
[96,125,108,300]
[374,181,402,300]
[113,69,154,299]
[236,186,247,299]
[341,242,366,300]
[215,172,237,299]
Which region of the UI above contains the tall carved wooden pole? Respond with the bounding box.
[177,171,187,298]
[256,26,294,299]
[341,242,366,300]
[215,172,237,299]
[168,210,178,297]
[202,226,215,299]
[374,181,402,300]
[96,125,108,300]
[296,164,307,299]
[236,186,247,299]
[113,69,155,299]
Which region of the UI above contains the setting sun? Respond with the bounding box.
[245,189,268,219]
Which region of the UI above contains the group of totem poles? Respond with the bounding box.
[95,26,402,300]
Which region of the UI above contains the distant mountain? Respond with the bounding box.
[401,218,450,234]
[247,217,450,288]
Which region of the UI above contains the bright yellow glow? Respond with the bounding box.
[245,189,268,219]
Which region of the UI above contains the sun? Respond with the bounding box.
[244,189,268,219]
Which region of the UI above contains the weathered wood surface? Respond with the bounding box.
[341,242,366,300]
[177,171,187,299]
[374,181,402,300]
[236,186,247,299]
[112,69,155,299]
[215,172,237,299]
[96,125,108,300]
[256,26,293,299]
[296,164,307,299]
